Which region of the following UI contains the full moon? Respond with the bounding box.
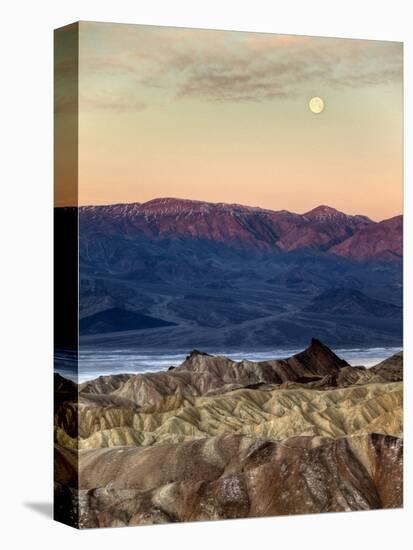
[309,96,324,114]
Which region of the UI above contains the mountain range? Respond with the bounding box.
[69,198,403,348]
[80,198,402,260]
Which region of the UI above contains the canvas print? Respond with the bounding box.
[54,22,403,528]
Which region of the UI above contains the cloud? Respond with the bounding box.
[172,37,402,102]
[174,56,332,102]
[78,24,403,105]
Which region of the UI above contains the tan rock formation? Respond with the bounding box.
[54,341,403,528]
[55,432,402,528]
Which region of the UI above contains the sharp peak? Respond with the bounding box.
[298,337,336,355]
[304,205,372,222]
[300,338,350,366]
[308,337,329,350]
[187,349,211,358]
[304,205,346,216]
[312,204,340,211]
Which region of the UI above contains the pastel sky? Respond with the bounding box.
[61,22,403,220]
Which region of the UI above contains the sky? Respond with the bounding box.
[56,22,403,220]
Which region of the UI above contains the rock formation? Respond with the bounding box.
[54,341,403,528]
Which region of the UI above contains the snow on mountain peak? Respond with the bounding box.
[304,205,372,223]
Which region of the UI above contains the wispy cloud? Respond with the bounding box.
[79,24,403,106]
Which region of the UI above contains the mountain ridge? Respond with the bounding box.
[78,197,401,260]
[80,197,385,221]
[70,198,403,346]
